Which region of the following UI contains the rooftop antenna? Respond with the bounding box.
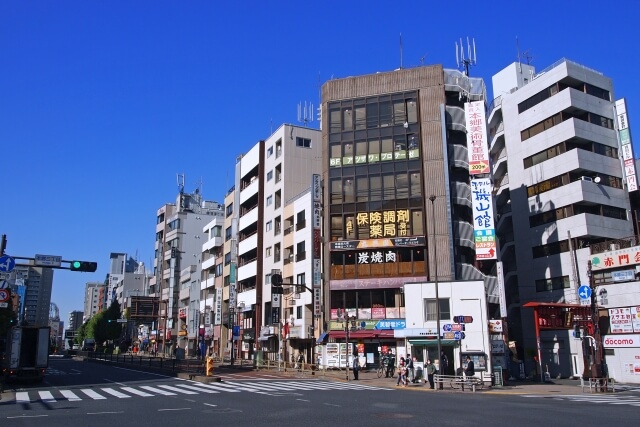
[399,33,403,69]
[420,52,428,65]
[177,173,185,194]
[297,101,314,127]
[455,37,477,76]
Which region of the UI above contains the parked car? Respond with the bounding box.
[82,338,96,351]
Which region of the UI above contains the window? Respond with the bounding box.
[169,218,180,231]
[296,241,306,261]
[267,171,273,181]
[266,195,273,206]
[423,298,450,321]
[535,276,570,292]
[297,306,303,319]
[266,221,272,232]
[225,226,232,240]
[266,247,271,257]
[224,252,232,266]
[297,272,306,287]
[226,203,233,217]
[296,210,306,230]
[267,146,273,157]
[296,137,311,148]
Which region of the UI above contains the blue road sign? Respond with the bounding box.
[454,331,461,340]
[578,285,592,300]
[443,324,452,332]
[0,255,15,273]
[360,321,366,328]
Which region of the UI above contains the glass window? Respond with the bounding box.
[344,179,355,203]
[266,247,271,257]
[267,171,273,181]
[331,215,343,240]
[330,108,341,133]
[355,105,366,130]
[331,178,343,204]
[379,101,392,127]
[266,221,272,232]
[296,137,311,148]
[410,172,421,197]
[343,108,353,130]
[266,195,272,206]
[356,176,369,202]
[366,103,379,128]
[267,146,273,157]
[406,99,418,123]
[393,100,406,125]
[424,298,450,321]
[369,175,382,202]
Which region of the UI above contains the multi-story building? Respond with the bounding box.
[320,65,497,369]
[64,310,84,347]
[201,204,225,357]
[488,59,634,378]
[83,281,106,322]
[228,125,322,363]
[108,253,147,309]
[149,185,223,355]
[12,265,53,327]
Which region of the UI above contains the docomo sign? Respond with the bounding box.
[603,334,638,348]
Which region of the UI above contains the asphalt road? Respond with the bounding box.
[1,358,638,427]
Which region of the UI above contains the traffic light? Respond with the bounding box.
[574,324,581,339]
[70,261,98,272]
[271,273,283,294]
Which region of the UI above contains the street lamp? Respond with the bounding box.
[429,195,443,388]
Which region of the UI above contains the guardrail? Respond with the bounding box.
[434,374,484,392]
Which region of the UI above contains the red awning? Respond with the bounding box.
[329,330,395,339]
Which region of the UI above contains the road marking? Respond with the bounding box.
[104,379,127,386]
[173,384,219,393]
[324,403,341,407]
[139,385,177,396]
[157,385,198,395]
[81,389,107,400]
[38,391,56,403]
[15,392,31,403]
[60,390,82,401]
[296,398,311,402]
[203,403,218,407]
[7,415,48,419]
[158,408,191,412]
[113,366,173,377]
[185,383,241,393]
[100,388,131,398]
[121,387,154,397]
[87,411,124,415]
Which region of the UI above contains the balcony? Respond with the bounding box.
[451,181,471,208]
[295,252,307,262]
[453,220,474,250]
[445,105,466,132]
[447,144,469,170]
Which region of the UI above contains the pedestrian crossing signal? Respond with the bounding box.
[70,261,97,272]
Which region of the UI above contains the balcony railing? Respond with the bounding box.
[295,252,307,262]
[296,220,306,231]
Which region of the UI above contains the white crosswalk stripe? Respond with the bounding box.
[9,380,389,404]
[522,394,640,407]
[81,388,106,400]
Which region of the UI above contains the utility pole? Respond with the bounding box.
[587,260,604,379]
[1,234,7,256]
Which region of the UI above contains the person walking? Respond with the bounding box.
[386,352,396,378]
[465,355,475,378]
[396,357,407,386]
[426,359,437,389]
[406,354,415,383]
[352,354,360,380]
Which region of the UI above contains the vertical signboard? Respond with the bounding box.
[616,99,637,192]
[496,261,507,318]
[312,174,322,316]
[471,178,496,259]
[465,101,490,175]
[214,288,223,325]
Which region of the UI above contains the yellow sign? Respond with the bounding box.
[356,209,410,238]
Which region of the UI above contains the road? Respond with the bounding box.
[1,358,638,426]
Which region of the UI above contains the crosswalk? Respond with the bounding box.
[521,394,640,407]
[11,380,389,404]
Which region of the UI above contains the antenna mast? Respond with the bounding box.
[297,101,314,127]
[455,37,477,76]
[177,173,185,194]
[400,33,403,69]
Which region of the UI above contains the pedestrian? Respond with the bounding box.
[396,357,407,386]
[440,351,448,375]
[426,359,437,389]
[386,352,396,378]
[465,355,475,378]
[352,354,359,380]
[406,354,414,383]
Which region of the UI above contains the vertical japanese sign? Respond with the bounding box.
[496,261,507,318]
[615,99,637,192]
[465,101,490,175]
[214,288,222,325]
[312,174,322,316]
[471,178,496,259]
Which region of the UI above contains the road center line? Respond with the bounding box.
[296,399,311,402]
[158,408,191,412]
[87,411,124,415]
[7,415,49,419]
[203,403,218,407]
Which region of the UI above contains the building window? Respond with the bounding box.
[266,247,272,257]
[296,137,311,148]
[535,276,570,292]
[226,203,233,217]
[266,221,272,232]
[296,241,306,262]
[297,272,305,287]
[267,146,273,157]
[266,195,273,206]
[224,252,232,266]
[296,210,306,230]
[297,305,303,319]
[423,298,450,321]
[225,226,232,240]
[267,171,273,181]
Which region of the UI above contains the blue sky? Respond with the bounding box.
[1,1,639,322]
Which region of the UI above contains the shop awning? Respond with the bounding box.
[329,330,395,339]
[316,333,329,344]
[408,339,458,346]
[258,335,275,341]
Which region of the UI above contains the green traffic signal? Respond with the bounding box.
[70,261,98,272]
